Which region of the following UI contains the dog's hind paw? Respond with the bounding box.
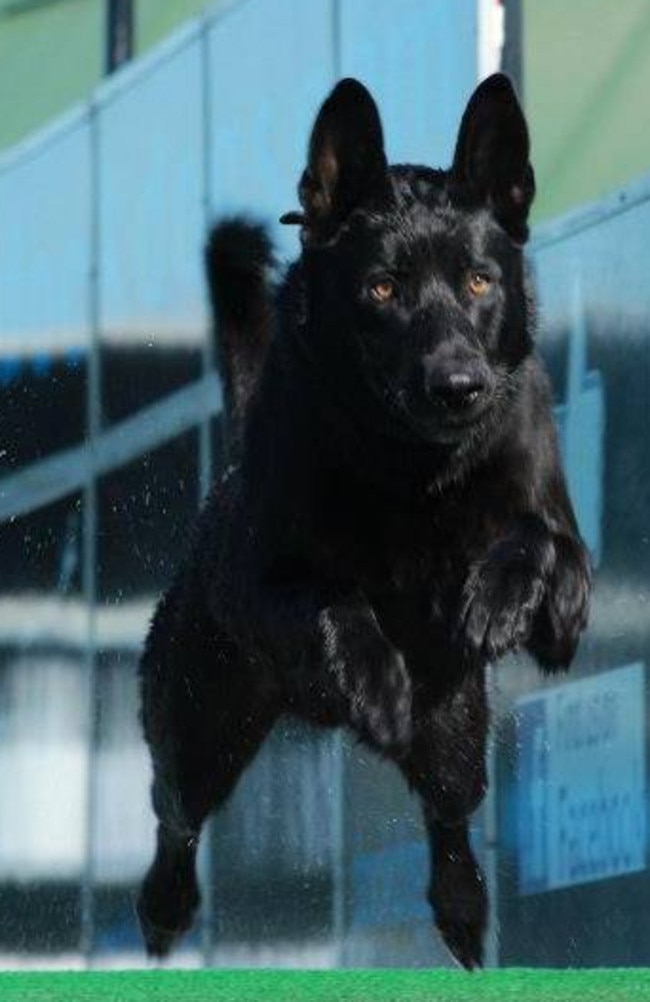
[437,913,485,971]
[431,855,488,971]
[137,911,181,960]
[136,866,200,958]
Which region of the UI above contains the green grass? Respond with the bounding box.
[0,969,648,1002]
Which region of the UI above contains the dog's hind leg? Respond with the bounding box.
[138,695,275,957]
[397,669,489,970]
[137,607,277,957]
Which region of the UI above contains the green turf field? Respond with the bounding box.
[0,969,648,1002]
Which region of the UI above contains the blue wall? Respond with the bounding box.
[0,0,481,968]
[0,0,478,426]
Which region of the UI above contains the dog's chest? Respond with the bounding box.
[310,483,492,672]
[313,483,470,596]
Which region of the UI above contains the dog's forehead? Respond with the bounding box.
[356,199,490,265]
[341,165,507,265]
[354,166,491,251]
[390,201,480,250]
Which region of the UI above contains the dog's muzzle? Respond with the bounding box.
[422,352,494,416]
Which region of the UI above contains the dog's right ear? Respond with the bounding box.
[281,78,389,242]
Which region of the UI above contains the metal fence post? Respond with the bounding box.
[80,97,102,965]
[198,10,216,968]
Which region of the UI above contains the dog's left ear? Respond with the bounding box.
[452,74,535,243]
[281,78,389,242]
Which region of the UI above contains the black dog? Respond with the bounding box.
[137,75,591,969]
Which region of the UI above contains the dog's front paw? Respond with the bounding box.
[529,534,592,672]
[346,643,413,753]
[320,609,412,751]
[458,538,550,667]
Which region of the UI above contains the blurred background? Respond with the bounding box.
[0,0,648,970]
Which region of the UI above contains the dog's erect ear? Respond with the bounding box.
[452,74,535,243]
[281,78,389,241]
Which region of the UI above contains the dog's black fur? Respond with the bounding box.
[137,75,591,969]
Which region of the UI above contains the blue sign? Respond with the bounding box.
[516,663,646,895]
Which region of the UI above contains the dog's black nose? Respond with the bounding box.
[424,361,489,411]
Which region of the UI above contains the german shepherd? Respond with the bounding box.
[137,74,591,969]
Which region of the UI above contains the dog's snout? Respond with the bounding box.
[423,354,491,411]
[436,371,485,406]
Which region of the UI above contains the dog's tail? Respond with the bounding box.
[204,218,274,452]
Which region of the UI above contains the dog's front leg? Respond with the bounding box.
[397,670,489,970]
[252,583,413,752]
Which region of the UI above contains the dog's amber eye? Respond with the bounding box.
[467,273,492,297]
[369,279,396,303]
